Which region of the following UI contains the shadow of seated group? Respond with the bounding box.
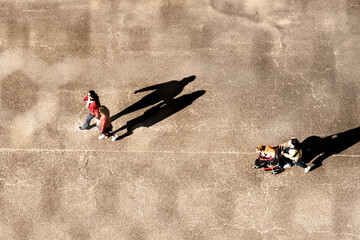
[109,75,205,140]
[301,126,360,171]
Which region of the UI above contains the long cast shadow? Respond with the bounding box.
[111,75,196,122]
[113,90,206,140]
[301,126,360,171]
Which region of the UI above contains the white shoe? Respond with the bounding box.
[98,134,106,140]
[283,163,291,169]
[111,134,118,141]
[305,166,311,173]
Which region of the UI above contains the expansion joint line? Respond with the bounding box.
[0,148,359,157]
[0,148,251,155]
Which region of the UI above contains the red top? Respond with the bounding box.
[84,96,100,119]
[99,115,112,133]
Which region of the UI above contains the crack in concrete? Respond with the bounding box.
[0,148,254,155]
[283,54,327,108]
[309,230,360,239]
[209,0,286,50]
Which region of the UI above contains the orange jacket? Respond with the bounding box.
[264,146,276,156]
[99,115,112,133]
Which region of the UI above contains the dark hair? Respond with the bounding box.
[88,90,96,98]
[99,106,110,117]
[291,138,300,149]
[89,90,101,105]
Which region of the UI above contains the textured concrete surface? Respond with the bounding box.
[1,0,360,239]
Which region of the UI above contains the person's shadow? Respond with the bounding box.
[112,90,206,140]
[87,75,196,129]
[111,75,197,122]
[301,126,360,171]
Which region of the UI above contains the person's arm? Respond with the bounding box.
[83,96,89,101]
[283,152,291,159]
[94,108,100,119]
[281,141,291,155]
[99,116,105,132]
[284,149,299,161]
[282,141,291,149]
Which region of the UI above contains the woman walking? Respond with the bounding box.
[97,106,113,140]
[79,90,101,130]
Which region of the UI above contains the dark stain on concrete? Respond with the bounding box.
[338,81,357,127]
[190,24,213,49]
[69,225,90,240]
[251,29,274,82]
[67,11,91,56]
[155,176,180,224]
[183,227,206,240]
[40,169,62,219]
[160,0,188,28]
[209,0,261,22]
[110,0,120,11]
[177,158,212,182]
[215,189,236,224]
[119,160,181,225]
[0,4,11,48]
[347,0,360,34]
[210,0,245,16]
[6,5,30,48]
[23,3,67,64]
[95,178,118,216]
[232,158,263,188]
[24,1,61,10]
[127,27,151,51]
[1,71,39,115]
[311,32,341,123]
[299,0,311,12]
[18,3,91,63]
[60,74,97,92]
[33,47,68,66]
[332,188,353,235]
[13,218,33,240]
[311,32,336,82]
[270,186,297,229]
[0,169,4,209]
[44,123,62,142]
[128,226,147,240]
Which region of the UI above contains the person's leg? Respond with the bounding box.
[283,161,292,168]
[103,128,110,137]
[80,114,94,130]
[82,114,95,129]
[294,160,311,172]
[294,160,307,168]
[103,127,113,137]
[98,127,113,139]
[279,156,291,168]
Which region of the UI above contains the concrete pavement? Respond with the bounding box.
[1,0,360,239]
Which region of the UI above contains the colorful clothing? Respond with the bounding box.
[83,95,100,119]
[283,148,302,161]
[98,115,112,133]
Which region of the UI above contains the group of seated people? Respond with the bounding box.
[256,138,311,173]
